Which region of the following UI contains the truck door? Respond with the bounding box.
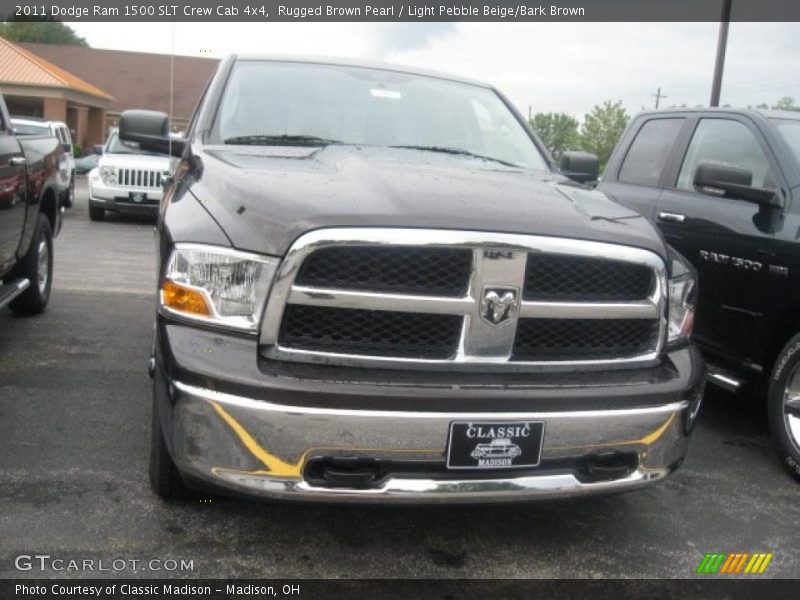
[0,115,27,273]
[655,115,783,368]
[599,116,686,219]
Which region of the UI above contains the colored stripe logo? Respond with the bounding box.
[697,553,773,574]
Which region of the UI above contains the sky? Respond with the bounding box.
[69,22,800,120]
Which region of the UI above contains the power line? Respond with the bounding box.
[667,77,800,93]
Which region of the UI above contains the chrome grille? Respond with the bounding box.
[280,305,462,359]
[295,246,472,296]
[117,168,163,188]
[513,318,660,361]
[523,254,654,302]
[260,229,667,371]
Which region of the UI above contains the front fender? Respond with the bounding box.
[17,136,64,254]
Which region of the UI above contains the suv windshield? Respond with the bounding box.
[105,130,159,155]
[12,121,49,135]
[774,119,800,165]
[211,61,549,171]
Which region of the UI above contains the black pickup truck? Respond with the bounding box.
[0,92,63,315]
[120,56,705,503]
[598,108,800,480]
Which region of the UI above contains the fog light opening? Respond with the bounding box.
[579,452,638,483]
[304,458,382,489]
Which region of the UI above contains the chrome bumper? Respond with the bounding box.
[163,380,695,503]
[88,179,163,211]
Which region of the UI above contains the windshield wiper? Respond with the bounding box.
[389,145,523,168]
[223,134,344,146]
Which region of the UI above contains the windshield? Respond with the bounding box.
[105,130,159,155]
[774,119,800,165]
[211,61,549,171]
[12,121,50,135]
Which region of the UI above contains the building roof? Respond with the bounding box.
[0,37,113,101]
[21,43,219,119]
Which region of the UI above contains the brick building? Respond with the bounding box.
[0,37,112,149]
[0,37,219,149]
[22,42,219,141]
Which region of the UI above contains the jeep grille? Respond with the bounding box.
[117,168,163,188]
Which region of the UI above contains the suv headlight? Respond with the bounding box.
[667,272,697,347]
[160,244,279,332]
[99,165,118,185]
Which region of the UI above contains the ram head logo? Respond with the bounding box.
[480,287,519,326]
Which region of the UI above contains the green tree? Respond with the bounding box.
[751,98,800,112]
[0,19,88,47]
[773,97,800,112]
[579,100,629,170]
[529,112,580,161]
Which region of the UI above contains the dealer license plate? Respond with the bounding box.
[446,421,545,470]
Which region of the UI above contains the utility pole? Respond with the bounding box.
[652,87,667,109]
[710,0,732,107]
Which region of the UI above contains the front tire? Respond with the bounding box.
[89,203,105,221]
[8,214,53,315]
[768,332,800,482]
[149,395,192,500]
[64,176,74,208]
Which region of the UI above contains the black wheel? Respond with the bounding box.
[149,395,192,500]
[768,332,800,482]
[89,203,105,221]
[64,176,75,208]
[8,214,53,315]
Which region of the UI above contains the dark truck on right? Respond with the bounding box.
[597,108,800,480]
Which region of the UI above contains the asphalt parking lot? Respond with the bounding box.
[0,178,798,579]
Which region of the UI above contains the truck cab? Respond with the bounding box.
[598,108,800,480]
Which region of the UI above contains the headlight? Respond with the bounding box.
[160,244,279,332]
[99,165,117,185]
[667,273,697,347]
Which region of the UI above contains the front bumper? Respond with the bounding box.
[155,323,705,503]
[89,178,162,214]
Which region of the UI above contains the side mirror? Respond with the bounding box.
[119,109,185,158]
[560,151,599,184]
[92,145,103,156]
[693,161,782,208]
[62,143,72,154]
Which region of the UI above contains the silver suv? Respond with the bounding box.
[11,117,76,208]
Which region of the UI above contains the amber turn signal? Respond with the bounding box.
[162,280,212,317]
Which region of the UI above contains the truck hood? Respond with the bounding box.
[99,153,173,170]
[187,144,667,260]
